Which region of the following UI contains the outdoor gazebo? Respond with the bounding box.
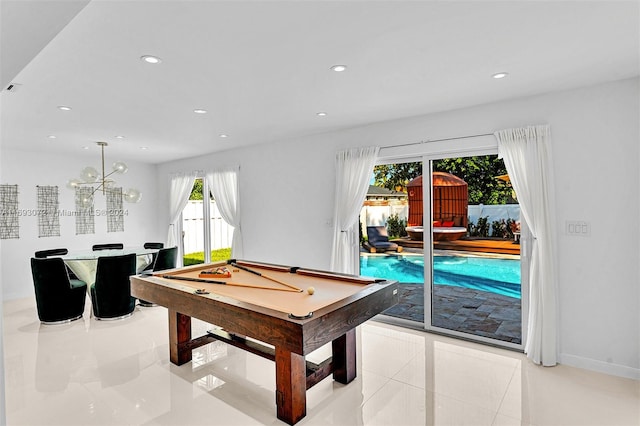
[406,172,468,228]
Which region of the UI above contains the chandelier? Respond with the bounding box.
[67,142,142,208]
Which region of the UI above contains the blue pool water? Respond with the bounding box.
[359,254,521,299]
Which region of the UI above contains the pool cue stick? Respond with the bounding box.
[160,275,300,292]
[231,262,303,292]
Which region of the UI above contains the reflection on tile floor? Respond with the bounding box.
[4,297,639,425]
[382,284,522,344]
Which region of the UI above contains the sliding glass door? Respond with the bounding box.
[367,137,527,350]
[425,154,524,349]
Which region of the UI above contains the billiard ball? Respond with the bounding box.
[307,286,315,295]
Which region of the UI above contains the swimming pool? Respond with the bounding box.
[359,254,521,299]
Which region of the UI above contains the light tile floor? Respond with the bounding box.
[3,297,639,425]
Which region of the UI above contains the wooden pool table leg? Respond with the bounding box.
[275,347,306,425]
[169,309,192,365]
[332,328,357,383]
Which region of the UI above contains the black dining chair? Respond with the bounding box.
[30,257,87,324]
[143,242,164,249]
[34,248,80,280]
[142,242,164,271]
[90,253,137,320]
[34,248,68,258]
[92,243,124,251]
[153,246,178,271]
[139,247,178,307]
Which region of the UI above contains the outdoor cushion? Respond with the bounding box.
[366,226,400,252]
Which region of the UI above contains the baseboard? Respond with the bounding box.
[560,353,640,380]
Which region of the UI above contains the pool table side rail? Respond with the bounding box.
[131,268,399,355]
[301,281,398,354]
[229,259,383,284]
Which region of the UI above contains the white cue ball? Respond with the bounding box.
[307,286,315,295]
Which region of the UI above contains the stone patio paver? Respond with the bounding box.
[381,283,522,344]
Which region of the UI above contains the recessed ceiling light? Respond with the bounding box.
[219,134,228,138]
[141,55,162,64]
[47,135,56,139]
[317,112,327,117]
[115,135,125,139]
[492,72,508,79]
[194,109,207,114]
[82,146,89,150]
[330,65,347,72]
[140,146,148,150]
[57,106,72,111]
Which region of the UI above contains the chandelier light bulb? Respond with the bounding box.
[124,188,142,203]
[66,178,82,190]
[77,193,94,209]
[112,161,128,174]
[80,166,99,183]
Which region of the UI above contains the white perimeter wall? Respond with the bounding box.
[157,77,639,379]
[182,200,234,253]
[0,149,162,300]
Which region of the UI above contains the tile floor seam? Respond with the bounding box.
[358,374,395,407]
[428,386,501,422]
[493,363,521,421]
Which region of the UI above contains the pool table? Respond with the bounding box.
[130,259,398,425]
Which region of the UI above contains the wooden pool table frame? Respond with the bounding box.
[130,259,398,425]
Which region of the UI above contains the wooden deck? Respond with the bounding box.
[391,237,520,255]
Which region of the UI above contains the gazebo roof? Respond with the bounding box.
[407,172,467,187]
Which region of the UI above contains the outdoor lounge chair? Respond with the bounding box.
[364,226,403,253]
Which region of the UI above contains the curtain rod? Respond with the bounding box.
[380,132,494,150]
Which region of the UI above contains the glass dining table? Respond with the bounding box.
[58,247,159,287]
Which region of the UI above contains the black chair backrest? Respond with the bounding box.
[92,243,124,251]
[34,248,68,258]
[143,242,164,249]
[93,254,137,318]
[153,246,178,271]
[31,257,87,323]
[367,226,390,244]
[95,254,136,288]
[31,257,73,289]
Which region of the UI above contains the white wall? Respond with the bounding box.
[157,136,336,269]
[0,137,5,425]
[0,149,161,300]
[360,203,408,229]
[157,77,639,378]
[468,204,521,229]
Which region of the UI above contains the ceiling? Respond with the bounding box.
[2,1,639,164]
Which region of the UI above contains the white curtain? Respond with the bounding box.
[167,172,198,263]
[330,146,379,274]
[205,166,243,259]
[495,124,558,366]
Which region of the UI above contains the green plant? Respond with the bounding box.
[183,247,232,266]
[468,216,489,237]
[386,214,407,238]
[491,219,508,238]
[505,218,517,239]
